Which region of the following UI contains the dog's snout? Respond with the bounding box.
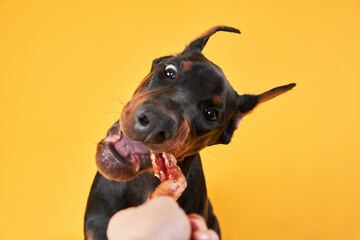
[134,105,176,145]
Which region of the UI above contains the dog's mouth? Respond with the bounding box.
[95,121,150,181]
[95,121,181,182]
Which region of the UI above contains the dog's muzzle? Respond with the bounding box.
[95,121,152,181]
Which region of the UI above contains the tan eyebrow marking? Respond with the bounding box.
[181,61,192,71]
[213,95,222,105]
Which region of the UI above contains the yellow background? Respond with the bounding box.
[1,0,359,239]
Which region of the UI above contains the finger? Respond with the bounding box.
[188,214,208,232]
[192,229,219,240]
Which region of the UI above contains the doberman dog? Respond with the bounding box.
[84,26,295,240]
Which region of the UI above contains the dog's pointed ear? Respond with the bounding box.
[219,83,296,144]
[238,83,297,114]
[182,26,240,54]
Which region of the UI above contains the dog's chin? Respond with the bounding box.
[95,123,153,182]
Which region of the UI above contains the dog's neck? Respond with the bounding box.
[177,153,201,176]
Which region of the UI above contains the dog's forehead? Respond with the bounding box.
[166,55,231,94]
[138,53,237,108]
[186,63,225,94]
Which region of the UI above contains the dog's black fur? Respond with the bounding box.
[84,26,295,240]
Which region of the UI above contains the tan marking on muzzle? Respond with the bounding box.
[120,92,191,159]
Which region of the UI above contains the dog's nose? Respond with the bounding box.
[134,105,176,145]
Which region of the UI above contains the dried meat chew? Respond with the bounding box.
[149,151,187,200]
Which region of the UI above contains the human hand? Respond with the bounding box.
[107,196,219,240]
[188,214,219,240]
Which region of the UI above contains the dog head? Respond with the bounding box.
[96,26,295,181]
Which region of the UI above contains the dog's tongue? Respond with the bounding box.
[149,151,187,200]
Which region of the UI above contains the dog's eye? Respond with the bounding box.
[204,109,218,121]
[164,64,177,78]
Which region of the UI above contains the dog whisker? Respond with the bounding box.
[109,95,129,105]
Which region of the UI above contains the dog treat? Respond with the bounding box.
[149,151,187,200]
